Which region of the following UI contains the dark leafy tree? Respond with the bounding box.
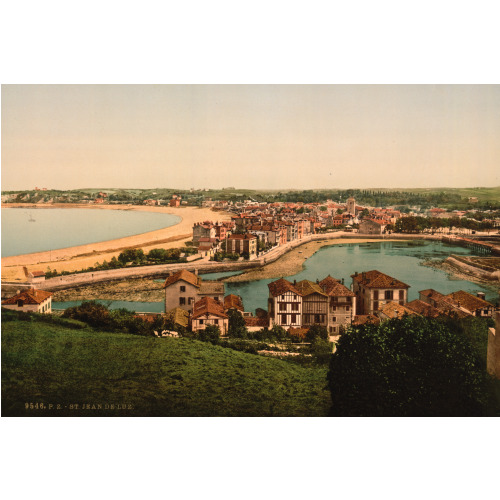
[227,309,248,338]
[327,316,493,416]
[305,324,329,342]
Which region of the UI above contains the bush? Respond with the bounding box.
[327,316,494,416]
[63,301,113,329]
[305,325,328,343]
[197,324,220,343]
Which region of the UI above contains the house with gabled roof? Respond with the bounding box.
[445,291,495,318]
[405,299,441,318]
[378,301,420,321]
[418,289,471,318]
[2,288,53,314]
[351,270,409,315]
[295,279,329,329]
[267,278,303,328]
[319,275,356,336]
[224,294,244,312]
[191,297,228,335]
[163,269,224,313]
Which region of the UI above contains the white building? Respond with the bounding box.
[2,289,53,314]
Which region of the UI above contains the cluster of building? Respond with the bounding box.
[2,267,496,345]
[159,268,496,341]
[191,197,404,257]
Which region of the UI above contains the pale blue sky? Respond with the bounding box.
[2,85,499,191]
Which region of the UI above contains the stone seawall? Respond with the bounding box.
[445,256,500,281]
[1,231,492,295]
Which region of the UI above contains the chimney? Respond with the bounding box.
[362,272,366,281]
[354,271,358,277]
[316,279,319,284]
[342,278,345,285]
[293,280,296,286]
[477,292,486,300]
[23,266,29,278]
[194,269,198,275]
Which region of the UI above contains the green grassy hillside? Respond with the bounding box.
[1,315,330,417]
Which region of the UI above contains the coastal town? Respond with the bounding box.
[2,85,500,419]
[2,191,500,381]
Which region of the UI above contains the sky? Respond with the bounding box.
[2,84,499,191]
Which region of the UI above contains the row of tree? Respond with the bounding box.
[393,216,495,233]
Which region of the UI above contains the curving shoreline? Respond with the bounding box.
[1,203,232,281]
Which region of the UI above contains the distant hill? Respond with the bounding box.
[2,186,499,209]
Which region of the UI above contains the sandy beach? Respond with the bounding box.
[1,203,232,281]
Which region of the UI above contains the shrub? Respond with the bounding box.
[327,316,494,416]
[197,324,220,343]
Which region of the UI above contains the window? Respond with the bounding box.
[199,319,204,325]
[346,306,350,311]
[180,285,186,292]
[314,314,322,323]
[373,290,379,300]
[17,300,23,308]
[399,290,404,300]
[331,316,337,322]
[280,314,287,324]
[291,314,297,323]
[188,297,194,305]
[373,301,379,310]
[214,319,219,325]
[292,303,299,311]
[179,297,186,305]
[279,303,287,312]
[385,290,393,300]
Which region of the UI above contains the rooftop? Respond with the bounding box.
[351,270,410,289]
[2,289,53,305]
[192,297,228,320]
[163,269,201,289]
[268,278,302,298]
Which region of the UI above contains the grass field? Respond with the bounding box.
[1,315,331,417]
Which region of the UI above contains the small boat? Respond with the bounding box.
[28,214,36,222]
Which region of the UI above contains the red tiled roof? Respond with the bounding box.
[224,294,244,311]
[294,280,328,297]
[244,316,269,328]
[406,299,441,318]
[30,271,46,277]
[445,290,494,312]
[351,270,409,289]
[163,269,201,289]
[319,275,355,297]
[352,314,380,326]
[192,297,228,319]
[2,289,53,305]
[268,278,302,298]
[379,301,419,319]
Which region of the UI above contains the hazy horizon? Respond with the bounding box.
[3,185,500,193]
[2,85,500,192]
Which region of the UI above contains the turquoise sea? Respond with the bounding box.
[53,241,498,314]
[1,208,181,257]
